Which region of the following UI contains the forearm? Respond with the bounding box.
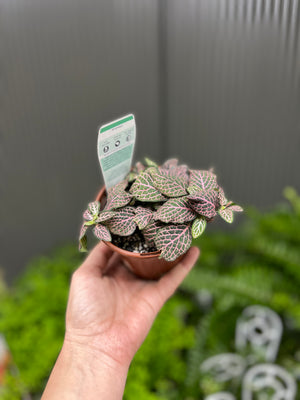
[42,341,129,400]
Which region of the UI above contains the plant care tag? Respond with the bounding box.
[97,114,136,190]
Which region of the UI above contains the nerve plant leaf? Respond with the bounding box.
[155,225,192,262]
[142,220,163,247]
[79,224,88,252]
[134,207,153,230]
[150,170,187,197]
[188,190,219,218]
[144,157,158,167]
[154,197,196,223]
[106,207,136,236]
[95,210,115,223]
[189,170,218,192]
[93,224,111,241]
[88,201,100,216]
[191,217,207,239]
[218,207,234,223]
[130,171,167,202]
[105,181,132,210]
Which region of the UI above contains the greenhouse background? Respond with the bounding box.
[0,0,300,398]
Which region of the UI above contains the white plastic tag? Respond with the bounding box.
[97,114,136,189]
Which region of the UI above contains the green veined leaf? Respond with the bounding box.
[144,157,158,167]
[154,197,196,223]
[105,181,132,210]
[218,187,228,207]
[130,171,167,202]
[191,217,207,239]
[189,170,218,192]
[155,225,192,262]
[150,170,187,197]
[106,207,136,236]
[218,207,234,223]
[134,207,153,230]
[93,224,112,241]
[95,210,115,223]
[226,202,243,212]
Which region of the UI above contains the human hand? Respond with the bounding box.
[42,242,199,400]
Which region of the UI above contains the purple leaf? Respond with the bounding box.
[142,220,162,247]
[105,181,132,210]
[95,210,115,223]
[134,207,153,230]
[93,224,112,241]
[150,170,187,197]
[189,170,218,192]
[106,207,136,236]
[191,217,207,239]
[88,201,100,216]
[130,171,167,202]
[154,197,196,223]
[155,225,192,262]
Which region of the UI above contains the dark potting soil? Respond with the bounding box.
[111,231,157,254]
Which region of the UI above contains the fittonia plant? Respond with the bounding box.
[79,158,243,262]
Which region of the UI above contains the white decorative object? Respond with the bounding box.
[201,353,246,382]
[235,305,283,363]
[205,392,236,400]
[242,364,297,400]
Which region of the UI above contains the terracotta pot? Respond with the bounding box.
[95,187,184,280]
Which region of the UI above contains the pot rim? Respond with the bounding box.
[96,186,162,259]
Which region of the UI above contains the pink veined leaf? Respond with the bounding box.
[79,223,88,240]
[162,158,178,169]
[218,187,228,207]
[155,225,192,262]
[95,210,115,223]
[225,202,244,212]
[189,170,218,192]
[134,207,153,230]
[130,170,167,202]
[88,201,100,216]
[106,207,137,236]
[188,190,219,218]
[83,209,93,221]
[105,181,132,210]
[150,170,187,197]
[93,224,112,241]
[136,161,146,173]
[142,220,162,247]
[154,197,196,223]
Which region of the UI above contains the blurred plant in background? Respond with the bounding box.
[0,188,299,399]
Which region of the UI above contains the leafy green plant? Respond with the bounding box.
[79,158,242,261]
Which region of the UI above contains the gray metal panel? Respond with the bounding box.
[0,0,160,280]
[164,0,300,208]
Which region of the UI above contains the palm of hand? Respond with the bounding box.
[65,242,199,367]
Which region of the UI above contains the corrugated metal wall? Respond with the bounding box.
[1,0,299,280]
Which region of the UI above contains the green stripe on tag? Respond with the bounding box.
[100,115,134,133]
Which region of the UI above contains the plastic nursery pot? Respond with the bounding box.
[96,187,185,280]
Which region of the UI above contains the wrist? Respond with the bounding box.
[42,338,129,400]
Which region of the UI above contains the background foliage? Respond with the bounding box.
[0,188,300,399]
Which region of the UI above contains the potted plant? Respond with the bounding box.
[79,158,243,279]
